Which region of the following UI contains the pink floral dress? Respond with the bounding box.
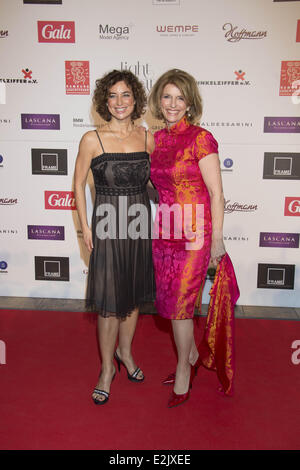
[150,116,218,319]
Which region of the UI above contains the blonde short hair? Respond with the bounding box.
[148,69,202,124]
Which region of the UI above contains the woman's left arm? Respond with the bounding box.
[199,153,226,266]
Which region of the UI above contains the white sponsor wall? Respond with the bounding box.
[0,0,299,307]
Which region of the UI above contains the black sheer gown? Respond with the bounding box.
[86,129,155,318]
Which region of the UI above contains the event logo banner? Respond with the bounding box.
[34,256,69,281]
[153,0,180,4]
[284,197,300,216]
[259,232,299,248]
[28,225,65,240]
[263,152,300,180]
[264,117,300,133]
[280,61,300,96]
[21,114,60,130]
[32,148,67,175]
[65,61,89,95]
[24,1,62,3]
[37,21,75,43]
[257,264,295,289]
[45,191,76,210]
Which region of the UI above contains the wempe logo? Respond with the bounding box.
[284,197,300,216]
[264,117,300,133]
[37,21,75,43]
[156,24,198,37]
[263,152,300,180]
[99,24,132,40]
[21,114,60,130]
[45,190,76,210]
[259,232,299,248]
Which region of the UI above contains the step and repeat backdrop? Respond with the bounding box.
[0,0,299,307]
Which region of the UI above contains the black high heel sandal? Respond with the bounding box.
[92,371,116,405]
[114,351,144,383]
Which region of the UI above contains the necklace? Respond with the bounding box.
[108,123,136,141]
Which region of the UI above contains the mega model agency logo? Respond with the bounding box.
[34,256,69,281]
[284,197,300,216]
[45,190,76,210]
[263,152,300,180]
[257,264,295,290]
[0,67,38,85]
[28,225,65,240]
[280,61,300,96]
[21,114,60,130]
[264,117,300,133]
[32,148,67,175]
[37,21,75,43]
[99,23,133,41]
[65,61,90,95]
[259,232,299,248]
[222,23,267,42]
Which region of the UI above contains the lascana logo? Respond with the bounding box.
[37,21,75,43]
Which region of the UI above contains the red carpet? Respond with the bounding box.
[0,309,299,450]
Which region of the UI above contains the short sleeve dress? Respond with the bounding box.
[150,116,218,320]
[86,130,155,318]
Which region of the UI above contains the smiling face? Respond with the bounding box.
[160,83,188,127]
[107,80,136,121]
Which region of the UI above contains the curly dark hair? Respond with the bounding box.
[93,69,147,121]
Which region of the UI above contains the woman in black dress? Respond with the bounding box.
[74,70,155,404]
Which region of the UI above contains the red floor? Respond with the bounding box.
[0,309,299,450]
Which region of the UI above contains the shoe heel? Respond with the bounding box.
[114,352,121,372]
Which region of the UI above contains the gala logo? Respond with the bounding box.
[284,197,300,216]
[45,191,76,210]
[37,21,75,43]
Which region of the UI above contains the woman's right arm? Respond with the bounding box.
[74,132,96,252]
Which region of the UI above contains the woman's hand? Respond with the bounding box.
[210,238,226,267]
[82,226,93,253]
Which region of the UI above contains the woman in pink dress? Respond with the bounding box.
[149,69,226,407]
